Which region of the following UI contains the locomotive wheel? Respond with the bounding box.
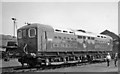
[45,58,50,66]
[63,57,67,63]
[18,58,25,67]
[28,63,36,67]
[28,60,37,67]
[4,58,10,62]
[28,58,38,67]
[86,55,93,62]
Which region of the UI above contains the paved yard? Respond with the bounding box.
[0,59,119,72]
[0,59,21,68]
[38,60,119,72]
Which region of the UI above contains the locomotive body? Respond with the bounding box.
[17,23,113,66]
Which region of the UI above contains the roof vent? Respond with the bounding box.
[77,29,86,33]
[25,22,31,25]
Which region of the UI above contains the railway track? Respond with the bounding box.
[2,60,104,73]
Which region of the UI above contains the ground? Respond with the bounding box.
[0,59,119,73]
[38,61,118,72]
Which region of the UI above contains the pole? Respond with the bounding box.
[12,18,16,37]
[14,20,15,37]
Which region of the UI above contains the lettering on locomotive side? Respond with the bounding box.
[95,45,107,49]
[52,43,77,48]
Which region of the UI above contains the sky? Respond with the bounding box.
[1,1,118,36]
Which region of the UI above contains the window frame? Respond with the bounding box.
[18,30,22,39]
[23,29,27,38]
[55,29,61,32]
[28,28,36,38]
[63,30,68,33]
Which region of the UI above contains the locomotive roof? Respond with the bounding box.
[18,23,113,40]
[74,31,96,37]
[74,31,113,40]
[96,33,113,40]
[53,27,74,35]
[18,23,54,31]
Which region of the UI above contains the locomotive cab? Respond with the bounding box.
[17,23,54,66]
[17,25,37,56]
[17,23,53,56]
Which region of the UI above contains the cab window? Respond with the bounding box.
[23,29,26,38]
[18,30,22,39]
[28,28,36,38]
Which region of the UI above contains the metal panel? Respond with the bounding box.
[41,31,47,51]
[37,27,41,52]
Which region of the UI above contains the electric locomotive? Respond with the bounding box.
[17,23,113,66]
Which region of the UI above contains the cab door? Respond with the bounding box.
[27,27,37,53]
[41,31,47,51]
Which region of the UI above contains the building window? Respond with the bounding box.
[18,30,22,39]
[28,28,36,38]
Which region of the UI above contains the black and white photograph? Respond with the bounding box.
[0,0,119,74]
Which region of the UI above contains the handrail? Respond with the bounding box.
[23,44,28,54]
